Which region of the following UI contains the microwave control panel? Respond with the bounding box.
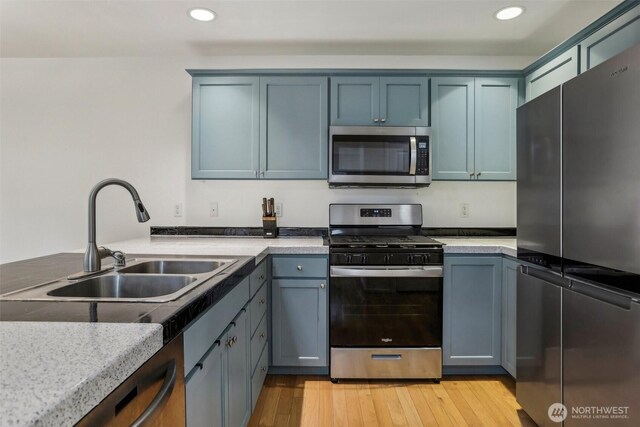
[416,138,429,175]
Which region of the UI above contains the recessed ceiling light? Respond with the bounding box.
[495,6,524,20]
[188,8,216,22]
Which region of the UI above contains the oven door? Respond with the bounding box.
[329,128,418,186]
[329,266,443,347]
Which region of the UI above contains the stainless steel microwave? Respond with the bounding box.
[328,126,431,188]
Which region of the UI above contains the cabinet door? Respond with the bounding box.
[330,77,380,126]
[443,256,502,366]
[379,77,429,126]
[192,77,260,179]
[580,6,640,71]
[525,46,580,101]
[272,279,327,367]
[185,342,224,427]
[501,258,519,377]
[474,78,518,180]
[431,77,475,180]
[226,310,250,427]
[259,77,328,179]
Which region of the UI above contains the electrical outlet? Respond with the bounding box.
[173,203,183,218]
[275,202,283,217]
[460,203,470,218]
[209,202,218,217]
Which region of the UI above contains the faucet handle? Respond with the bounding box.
[101,247,127,267]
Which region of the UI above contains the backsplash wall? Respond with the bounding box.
[185,180,515,228]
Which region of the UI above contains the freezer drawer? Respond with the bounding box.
[516,268,563,427]
[563,281,640,426]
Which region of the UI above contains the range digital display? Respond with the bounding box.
[360,208,392,218]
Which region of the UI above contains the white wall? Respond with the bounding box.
[0,54,528,263]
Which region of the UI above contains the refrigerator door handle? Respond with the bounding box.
[521,265,569,288]
[567,278,632,310]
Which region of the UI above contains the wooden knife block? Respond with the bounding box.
[262,216,278,238]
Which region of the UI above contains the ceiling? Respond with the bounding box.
[0,0,622,58]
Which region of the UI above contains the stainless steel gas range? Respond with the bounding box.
[328,204,444,381]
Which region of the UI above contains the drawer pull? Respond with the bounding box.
[371,354,402,360]
[260,332,266,339]
[259,298,266,305]
[296,265,303,271]
[261,366,267,373]
[320,283,325,289]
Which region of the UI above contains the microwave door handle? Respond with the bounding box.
[409,137,417,175]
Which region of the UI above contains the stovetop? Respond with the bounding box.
[329,235,443,248]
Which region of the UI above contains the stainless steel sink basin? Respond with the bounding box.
[117,260,224,275]
[0,257,238,303]
[47,275,197,299]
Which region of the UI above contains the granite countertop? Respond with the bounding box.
[0,322,163,427]
[436,237,517,257]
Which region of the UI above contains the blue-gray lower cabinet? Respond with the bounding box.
[271,255,328,368]
[329,76,428,126]
[185,308,250,427]
[501,257,519,377]
[525,46,580,101]
[580,5,640,72]
[443,256,503,366]
[259,77,328,179]
[191,77,260,179]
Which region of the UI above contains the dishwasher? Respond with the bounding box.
[563,279,640,426]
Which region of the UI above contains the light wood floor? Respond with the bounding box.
[248,375,536,427]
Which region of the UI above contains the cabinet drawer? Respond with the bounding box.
[250,283,268,336]
[184,277,250,375]
[251,345,269,412]
[272,256,328,278]
[250,260,268,297]
[251,314,268,374]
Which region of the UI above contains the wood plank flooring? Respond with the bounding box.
[248,375,536,427]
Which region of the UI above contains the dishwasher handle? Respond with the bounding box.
[131,359,177,427]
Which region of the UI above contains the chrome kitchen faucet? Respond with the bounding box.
[83,178,150,273]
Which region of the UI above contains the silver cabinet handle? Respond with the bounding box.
[259,274,265,280]
[260,171,265,178]
[254,170,258,178]
[373,118,379,123]
[296,265,303,271]
[470,172,476,177]
[261,366,267,373]
[380,118,386,123]
[476,172,481,177]
[260,332,266,339]
[320,283,326,289]
[259,298,265,305]
[130,360,177,427]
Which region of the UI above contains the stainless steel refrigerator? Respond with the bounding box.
[517,43,640,427]
[561,42,640,427]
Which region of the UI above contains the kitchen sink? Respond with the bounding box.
[47,274,197,299]
[118,260,224,275]
[0,257,238,303]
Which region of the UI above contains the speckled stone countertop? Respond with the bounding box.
[435,237,517,257]
[0,322,163,427]
[84,235,328,264]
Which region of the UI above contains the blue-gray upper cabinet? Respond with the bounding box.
[192,77,260,179]
[431,77,475,180]
[330,76,428,126]
[580,5,640,72]
[330,77,380,126]
[501,257,519,378]
[260,77,328,179]
[525,46,580,101]
[443,256,503,366]
[432,77,517,180]
[474,78,518,180]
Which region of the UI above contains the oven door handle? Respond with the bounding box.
[330,266,443,278]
